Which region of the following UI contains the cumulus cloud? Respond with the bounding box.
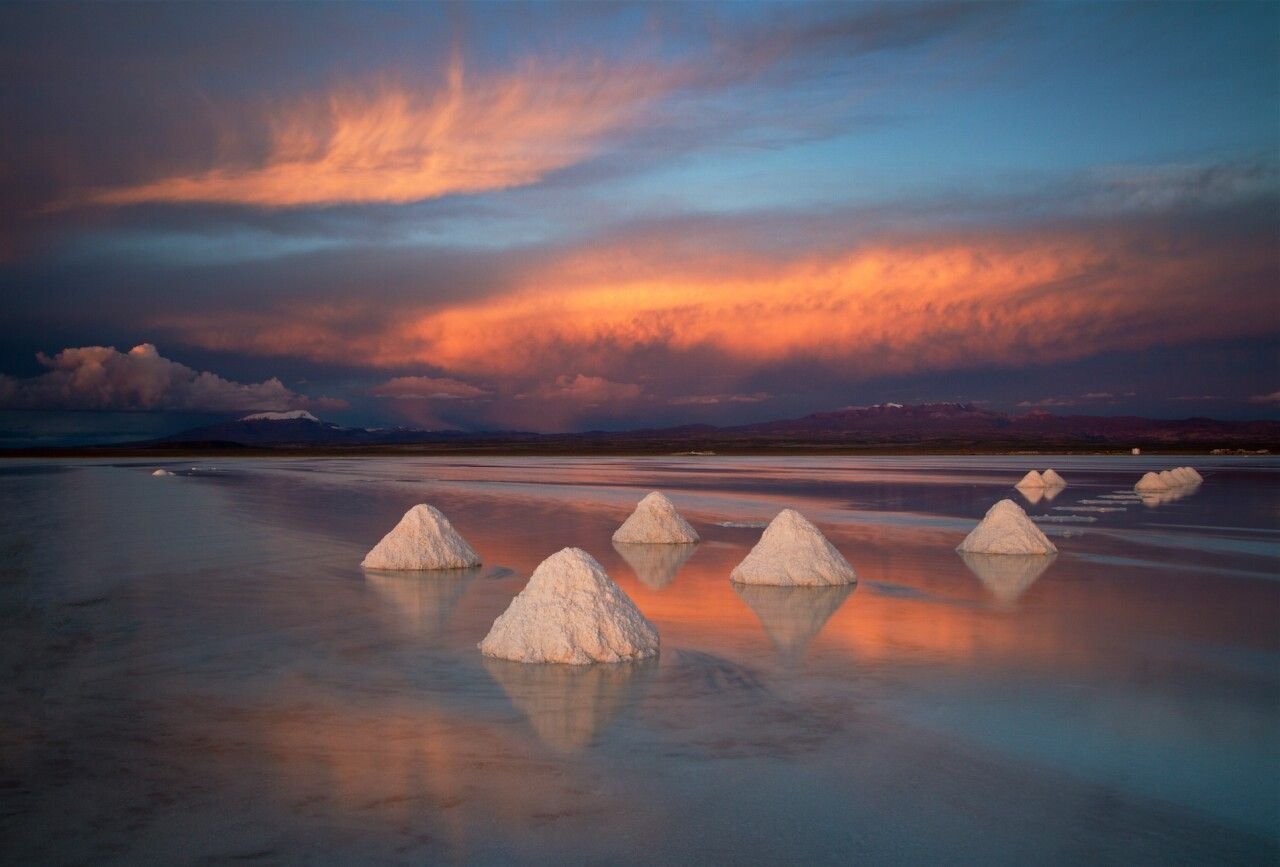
[370,375,486,400]
[0,343,344,412]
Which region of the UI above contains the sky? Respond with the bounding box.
[1,1,1277,443]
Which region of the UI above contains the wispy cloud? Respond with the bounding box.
[1249,390,1280,404]
[0,343,343,412]
[370,375,486,400]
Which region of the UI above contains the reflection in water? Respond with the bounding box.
[1041,484,1062,502]
[612,541,698,589]
[364,567,478,634]
[959,552,1057,605]
[483,656,657,752]
[1018,486,1044,505]
[732,583,853,661]
[1139,482,1201,508]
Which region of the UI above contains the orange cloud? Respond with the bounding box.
[150,224,1278,397]
[371,375,486,400]
[85,53,674,208]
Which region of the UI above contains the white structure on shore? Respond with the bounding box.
[361,504,480,571]
[612,491,699,544]
[730,509,855,586]
[479,547,659,664]
[956,499,1057,555]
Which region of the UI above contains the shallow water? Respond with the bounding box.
[1,455,1276,864]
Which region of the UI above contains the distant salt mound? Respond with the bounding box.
[1158,469,1181,487]
[612,491,700,544]
[1041,469,1067,487]
[1134,471,1169,493]
[729,509,855,586]
[956,499,1057,555]
[151,469,174,477]
[1183,466,1204,484]
[1015,470,1046,489]
[479,547,659,664]
[1170,467,1197,485]
[361,504,480,571]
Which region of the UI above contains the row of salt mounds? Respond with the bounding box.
[1015,469,1067,489]
[957,499,1057,555]
[730,509,855,586]
[1134,466,1202,493]
[362,504,481,570]
[480,547,659,664]
[612,491,700,544]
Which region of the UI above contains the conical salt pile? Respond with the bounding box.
[361,504,480,571]
[479,547,659,664]
[1158,469,1180,487]
[729,509,855,586]
[151,468,174,477]
[1170,467,1196,485]
[1183,466,1204,484]
[1134,471,1169,493]
[956,499,1057,555]
[612,491,700,544]
[1015,470,1046,489]
[1041,468,1066,487]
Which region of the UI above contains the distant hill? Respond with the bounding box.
[135,403,1280,453]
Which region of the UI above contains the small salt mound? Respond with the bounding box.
[479,547,658,664]
[956,499,1057,555]
[1134,471,1169,492]
[151,469,174,477]
[1041,469,1067,487]
[361,504,480,571]
[1015,470,1046,489]
[1158,469,1181,487]
[729,509,855,586]
[1183,466,1204,484]
[612,491,699,544]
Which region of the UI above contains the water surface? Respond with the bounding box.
[1,456,1276,864]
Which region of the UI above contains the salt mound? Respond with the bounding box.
[151,469,174,477]
[1183,466,1204,484]
[612,491,699,544]
[1158,469,1180,487]
[1041,469,1066,487]
[361,504,480,571]
[612,540,697,589]
[729,509,855,586]
[479,547,658,664]
[1134,471,1169,493]
[956,499,1057,555]
[1015,470,1045,489]
[1170,467,1196,485]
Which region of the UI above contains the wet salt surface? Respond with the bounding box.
[1,455,1277,864]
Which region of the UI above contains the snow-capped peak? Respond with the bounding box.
[240,410,320,422]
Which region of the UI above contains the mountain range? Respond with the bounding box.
[137,403,1279,453]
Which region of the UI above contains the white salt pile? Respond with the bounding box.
[479,547,658,664]
[361,504,480,571]
[956,499,1058,555]
[151,469,174,477]
[729,509,855,586]
[1041,468,1067,487]
[1136,467,1203,493]
[1183,466,1204,483]
[612,491,700,544]
[1015,470,1045,489]
[1134,471,1169,492]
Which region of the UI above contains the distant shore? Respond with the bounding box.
[2,442,1273,459]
